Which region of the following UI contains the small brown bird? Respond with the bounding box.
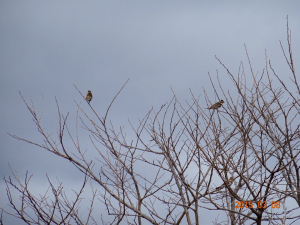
[86,90,93,103]
[215,177,234,190]
[207,100,224,109]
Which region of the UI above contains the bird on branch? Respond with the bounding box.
[86,90,93,103]
[215,176,234,190]
[207,100,224,110]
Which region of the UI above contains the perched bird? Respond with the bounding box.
[215,177,234,190]
[207,100,224,110]
[86,90,93,103]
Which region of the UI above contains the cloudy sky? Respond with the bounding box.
[1,1,300,224]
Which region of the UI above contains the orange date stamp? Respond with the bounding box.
[235,201,280,209]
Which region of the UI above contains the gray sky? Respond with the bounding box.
[1,1,300,224]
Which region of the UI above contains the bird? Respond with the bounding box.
[215,176,234,190]
[86,90,93,103]
[207,100,224,110]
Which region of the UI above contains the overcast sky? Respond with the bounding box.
[1,1,300,224]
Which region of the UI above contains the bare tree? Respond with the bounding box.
[2,18,299,225]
